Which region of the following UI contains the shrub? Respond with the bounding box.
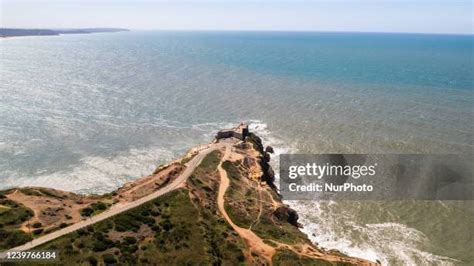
[80,207,94,217]
[33,228,44,235]
[142,216,155,226]
[102,254,117,264]
[92,240,108,252]
[88,256,98,266]
[76,229,87,236]
[0,229,32,249]
[32,222,42,228]
[92,202,107,211]
[123,236,137,245]
[160,219,173,231]
[222,160,240,179]
[114,214,141,232]
[151,225,161,232]
[93,232,105,241]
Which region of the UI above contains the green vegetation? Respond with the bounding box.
[0,229,32,250]
[273,249,338,266]
[223,160,259,228]
[32,222,42,228]
[0,195,34,249]
[222,160,241,180]
[17,188,43,197]
[17,187,67,199]
[222,156,309,245]
[0,198,33,229]
[187,150,222,197]
[39,189,245,265]
[180,151,198,165]
[199,150,221,170]
[0,205,10,214]
[80,201,110,217]
[252,211,305,245]
[0,140,351,264]
[33,228,44,235]
[36,188,66,199]
[80,207,94,217]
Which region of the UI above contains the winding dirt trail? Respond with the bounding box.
[3,144,222,255]
[249,183,263,230]
[216,143,276,264]
[215,143,378,266]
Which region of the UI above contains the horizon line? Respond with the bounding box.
[2,27,473,36]
[132,29,474,36]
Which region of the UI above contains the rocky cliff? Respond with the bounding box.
[0,130,376,265]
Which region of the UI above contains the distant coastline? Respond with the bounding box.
[0,28,129,38]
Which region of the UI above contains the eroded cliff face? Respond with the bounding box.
[246,133,300,227]
[218,133,376,265]
[0,131,377,265]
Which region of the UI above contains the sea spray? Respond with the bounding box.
[3,121,236,194]
[248,120,457,265]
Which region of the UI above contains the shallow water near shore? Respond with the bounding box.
[1,31,473,264]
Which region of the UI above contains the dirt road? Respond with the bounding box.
[3,144,220,254]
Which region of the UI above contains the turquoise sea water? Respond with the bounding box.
[1,31,473,264]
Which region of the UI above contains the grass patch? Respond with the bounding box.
[252,215,302,245]
[273,249,336,266]
[0,198,33,229]
[0,229,32,250]
[0,198,34,250]
[222,160,241,180]
[17,188,43,197]
[80,201,110,217]
[0,205,10,214]
[224,202,253,228]
[36,188,66,199]
[198,150,221,171]
[38,189,245,265]
[222,160,259,228]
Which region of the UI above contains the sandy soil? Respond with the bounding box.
[217,143,276,264]
[116,164,185,202]
[6,189,94,232]
[216,141,378,265]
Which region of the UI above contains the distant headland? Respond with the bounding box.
[0,28,129,38]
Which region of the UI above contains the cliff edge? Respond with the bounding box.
[0,126,377,265]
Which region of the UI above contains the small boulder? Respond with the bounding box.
[265,146,275,154]
[273,206,300,227]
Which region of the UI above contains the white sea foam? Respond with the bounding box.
[1,120,239,194]
[251,121,457,266]
[4,147,176,194]
[0,119,461,265]
[291,201,458,265]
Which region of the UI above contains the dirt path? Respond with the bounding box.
[249,183,263,230]
[216,143,276,264]
[2,144,221,255]
[264,189,282,209]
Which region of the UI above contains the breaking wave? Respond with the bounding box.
[250,120,457,266]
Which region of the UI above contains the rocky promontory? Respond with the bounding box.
[0,126,377,265]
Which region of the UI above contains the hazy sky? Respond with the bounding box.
[1,0,473,34]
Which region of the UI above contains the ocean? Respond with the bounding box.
[1,31,473,265]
